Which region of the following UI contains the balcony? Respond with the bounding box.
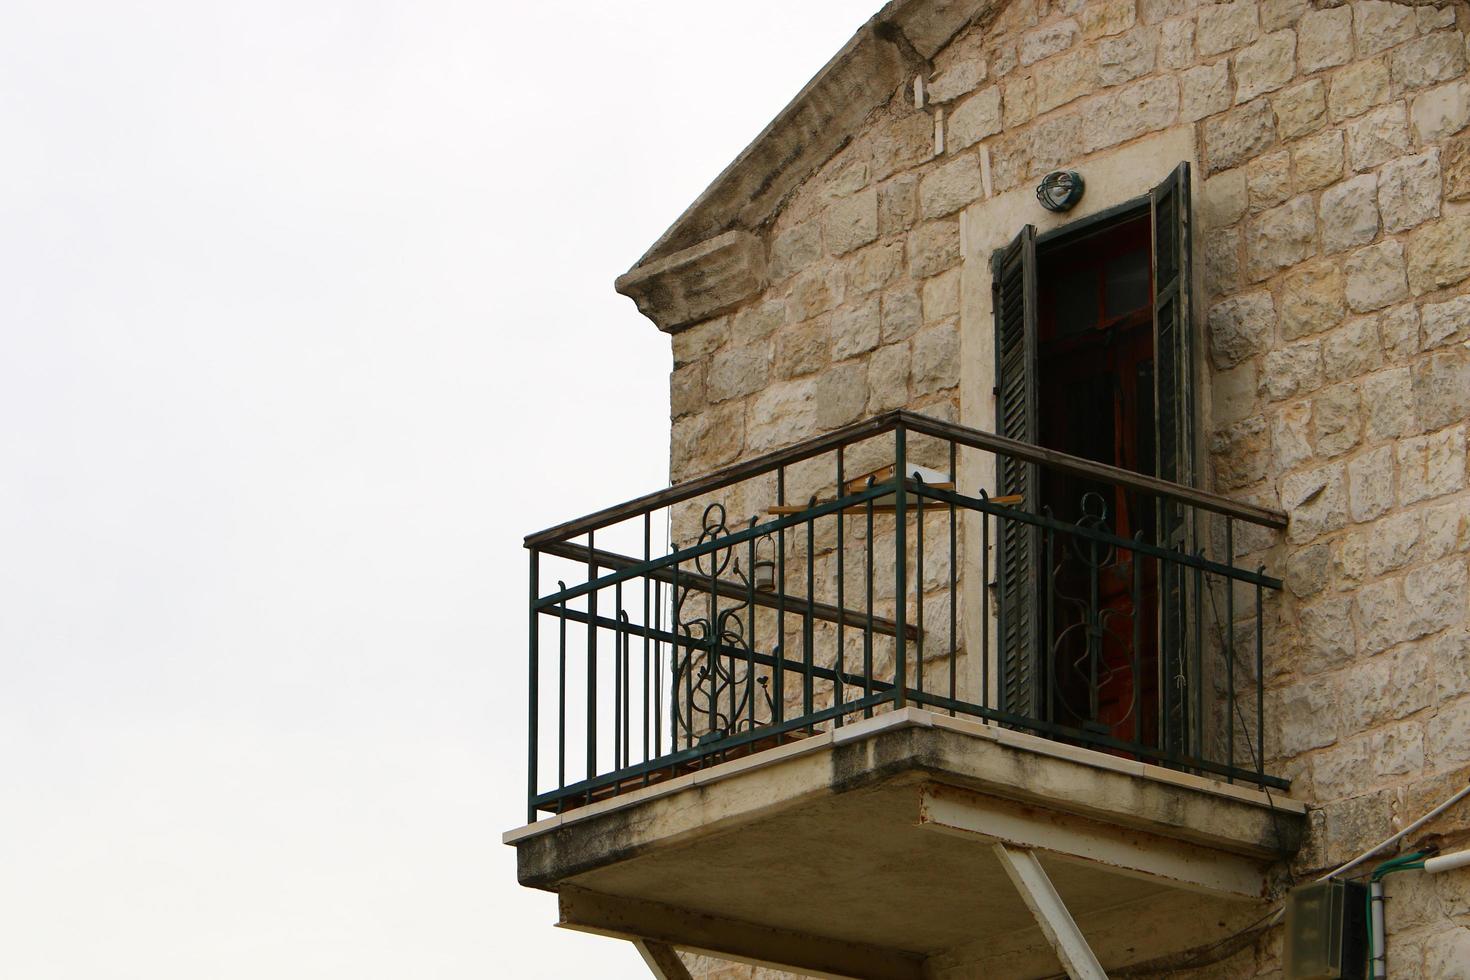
[510,411,1306,977]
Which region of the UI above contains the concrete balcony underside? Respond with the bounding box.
[506,709,1306,979]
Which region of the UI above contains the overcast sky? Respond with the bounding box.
[0,2,885,977]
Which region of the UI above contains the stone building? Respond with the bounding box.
[509,0,1470,975]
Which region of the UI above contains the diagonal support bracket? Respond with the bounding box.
[634,939,694,980]
[993,844,1108,980]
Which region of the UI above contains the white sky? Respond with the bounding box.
[0,1,883,977]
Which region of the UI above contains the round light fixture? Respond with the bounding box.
[1036,170,1085,212]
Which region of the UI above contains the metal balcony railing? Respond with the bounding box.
[523,411,1289,821]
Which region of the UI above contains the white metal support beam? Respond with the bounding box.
[633,939,694,980]
[993,844,1108,980]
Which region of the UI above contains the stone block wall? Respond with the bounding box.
[654,0,1470,973]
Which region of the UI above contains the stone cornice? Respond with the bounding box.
[614,230,767,333]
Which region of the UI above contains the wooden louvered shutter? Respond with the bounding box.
[992,225,1041,720]
[1151,162,1196,755]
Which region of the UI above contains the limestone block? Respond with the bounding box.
[1390,32,1467,92]
[1020,20,1079,66]
[1411,80,1470,144]
[708,342,771,402]
[1413,350,1470,432]
[1097,27,1158,87]
[1248,150,1292,211]
[877,174,920,237]
[1421,293,1470,350]
[927,56,987,104]
[1234,30,1297,104]
[1081,0,1136,39]
[1423,499,1470,559]
[866,342,910,412]
[907,220,959,281]
[1272,676,1339,755]
[1293,128,1346,191]
[1356,577,1412,654]
[1287,541,1332,597]
[1139,0,1200,25]
[1204,226,1244,296]
[1281,460,1349,542]
[1280,260,1346,339]
[1313,382,1362,457]
[1198,0,1260,57]
[1274,79,1327,140]
[732,299,784,346]
[1416,4,1456,31]
[1346,99,1411,168]
[1036,46,1100,113]
[1274,400,1315,470]
[1447,133,1470,202]
[880,287,921,343]
[1423,930,1470,979]
[1407,215,1470,294]
[1261,340,1324,400]
[1209,290,1275,368]
[1002,75,1036,130]
[1328,59,1391,123]
[1203,98,1277,173]
[671,401,744,477]
[1367,510,1421,572]
[921,268,960,323]
[1297,594,1355,670]
[1428,698,1470,770]
[1213,360,1260,425]
[774,320,830,379]
[1202,169,1249,226]
[815,361,870,430]
[824,189,879,258]
[1378,150,1441,234]
[1079,75,1179,152]
[770,223,823,282]
[1378,303,1419,361]
[1348,444,1395,521]
[1341,643,1431,729]
[829,297,881,361]
[672,315,730,366]
[1246,195,1317,281]
[1212,415,1271,488]
[1298,7,1353,73]
[1160,16,1195,69]
[910,322,960,395]
[947,87,1002,150]
[746,378,818,453]
[919,154,983,219]
[845,240,904,297]
[1352,0,1418,57]
[1343,240,1409,312]
[1182,60,1232,122]
[1029,112,1085,174]
[1399,425,1467,503]
[1406,558,1468,637]
[1358,364,1417,437]
[822,159,871,201]
[1320,174,1381,254]
[670,362,706,418]
[1322,315,1381,381]
[1263,0,1310,31]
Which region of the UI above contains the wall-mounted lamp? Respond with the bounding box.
[752,535,777,593]
[1036,170,1085,212]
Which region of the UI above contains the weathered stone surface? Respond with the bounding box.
[746,378,817,452]
[1413,351,1470,432]
[1343,241,1408,315]
[1274,80,1326,140]
[877,173,920,236]
[1160,16,1195,69]
[1247,195,1317,280]
[1202,169,1249,227]
[1027,112,1084,174]
[1213,360,1259,425]
[1263,0,1309,31]
[708,342,770,401]
[773,319,830,378]
[1298,7,1353,74]
[1378,303,1419,361]
[1378,150,1441,234]
[1212,415,1271,487]
[1081,0,1137,39]
[947,87,1002,150]
[1314,383,1362,457]
[921,268,960,323]
[846,240,904,296]
[672,315,730,366]
[824,188,878,256]
[1097,27,1157,87]
[907,220,959,281]
[671,400,744,476]
[866,342,910,412]
[1447,133,1470,202]
[1280,261,1346,339]
[880,287,921,343]
[1209,291,1275,368]
[1411,80,1470,144]
[1422,294,1470,350]
[1362,366,1416,439]
[1390,32,1467,92]
[1235,30,1296,103]
[829,297,880,361]
[1399,425,1467,503]
[1204,226,1243,296]
[919,154,983,219]
[1352,0,1417,56]
[927,56,987,104]
[1283,460,1350,542]
[910,322,959,395]
[1197,0,1260,56]
[1319,174,1380,254]
[1182,60,1232,122]
[785,265,842,322]
[1203,98,1277,173]
[1296,593,1354,672]
[1002,75,1036,130]
[770,222,823,282]
[1020,20,1079,66]
[1407,558,1468,638]
[1328,58,1391,124]
[732,299,784,346]
[1081,76,1181,153]
[1262,340,1324,401]
[670,362,705,418]
[1348,444,1395,521]
[1408,215,1470,295]
[1321,319,1380,388]
[1367,510,1421,573]
[1273,676,1340,754]
[1247,150,1292,211]
[814,360,870,429]
[1275,400,1315,470]
[1293,128,1345,192]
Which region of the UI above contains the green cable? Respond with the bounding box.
[1364,852,1431,972]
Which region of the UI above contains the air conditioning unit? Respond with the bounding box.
[1283,879,1367,980]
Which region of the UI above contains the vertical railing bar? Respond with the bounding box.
[996,490,1007,717]
[614,580,623,772]
[586,531,598,782]
[528,548,540,824]
[707,523,718,744]
[654,575,663,760]
[746,518,757,733]
[1255,575,1265,783]
[558,584,567,789]
[1131,532,1143,755]
[1225,518,1235,782]
[948,440,958,714]
[981,489,990,712]
[836,445,846,726]
[865,479,875,717]
[805,495,816,720]
[644,513,651,767]
[776,465,787,725]
[1193,549,1204,769]
[916,475,925,696]
[1045,518,1056,726]
[893,425,908,708]
[1088,531,1100,725]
